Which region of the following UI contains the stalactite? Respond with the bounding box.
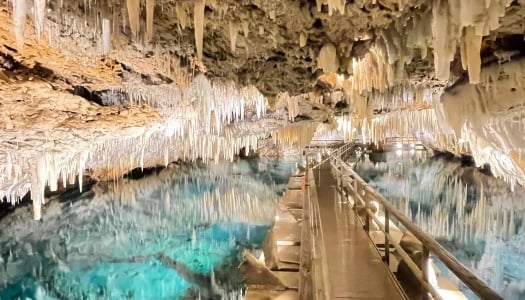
[0,73,275,219]
[318,43,339,73]
[34,0,46,41]
[299,32,307,48]
[126,0,140,37]
[146,0,155,41]
[176,3,188,29]
[241,20,249,38]
[271,122,318,150]
[464,26,482,83]
[194,0,205,61]
[326,0,345,16]
[229,21,238,52]
[102,19,111,55]
[431,0,513,83]
[12,0,26,49]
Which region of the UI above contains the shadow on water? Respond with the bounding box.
[355,150,525,299]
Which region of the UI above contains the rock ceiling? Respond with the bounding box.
[1,0,525,218]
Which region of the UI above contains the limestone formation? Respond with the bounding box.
[1,0,525,217]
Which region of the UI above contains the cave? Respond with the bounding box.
[1,0,525,299]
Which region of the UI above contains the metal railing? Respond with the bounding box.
[328,146,502,300]
[309,142,362,170]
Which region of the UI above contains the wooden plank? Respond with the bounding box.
[287,176,303,190]
[277,245,301,264]
[287,209,302,221]
[275,271,300,290]
[282,190,303,209]
[244,289,298,300]
[273,220,301,245]
[275,205,298,222]
[275,260,300,271]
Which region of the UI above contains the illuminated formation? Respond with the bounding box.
[431,0,513,83]
[271,122,319,150]
[1,0,525,216]
[0,74,273,220]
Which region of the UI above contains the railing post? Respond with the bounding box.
[421,245,430,300]
[384,208,390,266]
[364,191,370,233]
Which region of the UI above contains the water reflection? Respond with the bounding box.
[0,159,297,300]
[355,150,525,299]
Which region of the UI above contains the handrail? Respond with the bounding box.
[309,143,355,170]
[330,156,503,300]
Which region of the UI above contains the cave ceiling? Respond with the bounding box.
[1,1,524,99]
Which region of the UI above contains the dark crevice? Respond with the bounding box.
[70,86,105,106]
[156,73,174,84]
[312,18,323,29]
[334,101,348,109]
[122,165,167,180]
[0,51,56,80]
[0,193,31,220]
[0,52,19,71]
[294,114,313,121]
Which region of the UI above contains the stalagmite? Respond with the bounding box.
[102,19,111,55]
[34,0,46,41]
[194,0,205,61]
[318,43,339,73]
[126,0,140,37]
[146,0,155,41]
[12,0,26,49]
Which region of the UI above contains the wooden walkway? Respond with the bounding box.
[243,173,306,299]
[313,162,408,300]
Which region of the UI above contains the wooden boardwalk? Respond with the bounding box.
[313,162,408,300]
[244,173,306,300]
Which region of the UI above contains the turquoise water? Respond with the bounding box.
[0,159,298,300]
[355,151,525,299]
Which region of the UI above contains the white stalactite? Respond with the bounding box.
[176,3,188,29]
[194,0,205,61]
[299,32,307,48]
[229,21,238,53]
[0,75,275,219]
[318,43,339,73]
[146,0,155,41]
[431,0,513,83]
[34,0,46,41]
[126,0,140,37]
[12,0,27,49]
[464,26,482,84]
[102,19,111,55]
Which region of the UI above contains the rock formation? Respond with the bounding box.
[1,0,525,218]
